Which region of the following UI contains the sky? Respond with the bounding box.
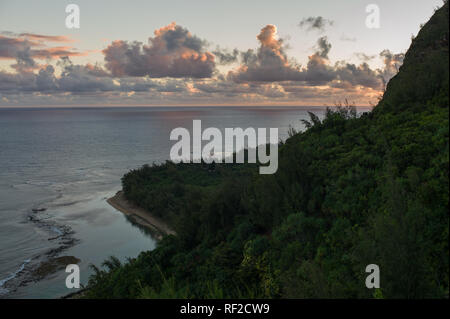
[0,0,444,106]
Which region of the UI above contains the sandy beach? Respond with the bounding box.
[107,191,176,240]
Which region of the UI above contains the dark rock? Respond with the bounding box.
[32,208,47,213]
[31,256,81,280]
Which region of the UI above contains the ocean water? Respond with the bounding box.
[0,106,369,298]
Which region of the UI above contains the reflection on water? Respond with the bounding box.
[123,214,160,238]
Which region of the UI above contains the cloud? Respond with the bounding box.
[228,26,337,85]
[228,25,305,82]
[102,22,215,78]
[334,61,383,90]
[1,31,74,42]
[0,54,194,97]
[226,26,399,91]
[298,16,334,32]
[0,34,83,60]
[16,33,74,43]
[379,49,404,85]
[0,35,35,60]
[212,47,240,64]
[0,25,404,106]
[316,36,331,59]
[0,33,86,73]
[355,52,376,62]
[0,57,115,94]
[340,34,357,42]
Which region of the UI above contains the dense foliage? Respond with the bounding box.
[85,3,449,299]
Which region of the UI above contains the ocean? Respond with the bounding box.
[0,106,369,298]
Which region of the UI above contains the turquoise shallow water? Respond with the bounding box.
[0,106,369,298]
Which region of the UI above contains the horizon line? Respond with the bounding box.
[0,104,375,109]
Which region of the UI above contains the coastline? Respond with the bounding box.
[61,191,169,299]
[107,191,175,240]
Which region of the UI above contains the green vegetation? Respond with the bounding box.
[84,3,449,299]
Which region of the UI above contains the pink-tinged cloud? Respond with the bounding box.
[228,24,389,90]
[0,25,403,106]
[18,33,75,43]
[228,24,333,83]
[103,23,215,78]
[0,34,87,67]
[31,46,88,59]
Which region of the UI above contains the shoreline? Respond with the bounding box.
[61,190,173,299]
[107,191,175,240]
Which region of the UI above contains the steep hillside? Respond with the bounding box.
[85,3,449,299]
